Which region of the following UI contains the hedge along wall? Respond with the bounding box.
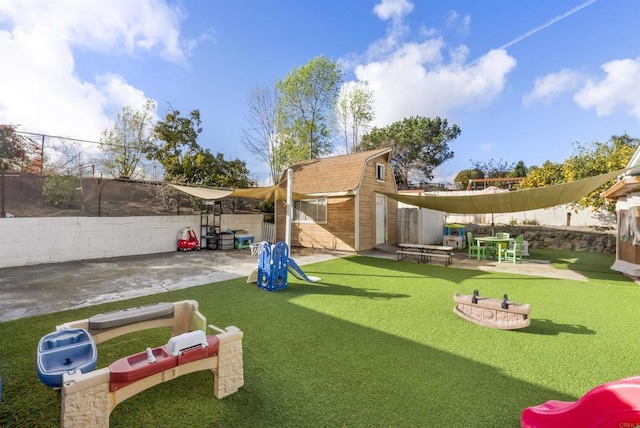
[465,224,617,253]
[0,214,264,268]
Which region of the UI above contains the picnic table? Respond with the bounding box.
[397,243,454,266]
[474,237,514,262]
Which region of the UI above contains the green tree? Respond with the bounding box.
[147,108,252,187]
[99,99,157,179]
[145,108,203,181]
[469,158,514,178]
[181,150,253,188]
[359,116,459,187]
[276,55,343,163]
[454,168,484,190]
[335,81,375,154]
[511,160,528,177]
[520,134,638,213]
[519,160,565,187]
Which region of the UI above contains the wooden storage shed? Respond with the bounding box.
[275,148,398,252]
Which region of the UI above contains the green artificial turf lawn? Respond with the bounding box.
[1,250,638,427]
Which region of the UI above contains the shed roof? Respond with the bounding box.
[601,143,640,201]
[282,148,391,194]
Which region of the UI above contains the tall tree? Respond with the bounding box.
[335,81,375,154]
[0,124,42,173]
[511,160,528,177]
[520,134,638,213]
[453,168,484,190]
[145,108,203,181]
[147,108,252,187]
[469,158,515,178]
[359,116,459,187]
[99,99,157,179]
[276,55,343,163]
[180,150,253,188]
[241,83,284,184]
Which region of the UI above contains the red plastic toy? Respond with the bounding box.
[521,375,640,428]
[177,227,199,251]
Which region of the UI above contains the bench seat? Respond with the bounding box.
[424,253,452,266]
[397,250,424,262]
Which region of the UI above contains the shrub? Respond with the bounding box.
[258,200,274,213]
[521,218,540,225]
[42,175,79,207]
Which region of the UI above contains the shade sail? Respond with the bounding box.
[169,183,315,201]
[230,186,315,201]
[169,184,233,200]
[378,168,628,214]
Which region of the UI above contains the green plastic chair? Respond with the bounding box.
[467,232,486,260]
[504,235,525,263]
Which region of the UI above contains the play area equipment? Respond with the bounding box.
[521,375,640,427]
[453,290,531,330]
[36,300,243,428]
[247,241,320,291]
[37,328,98,388]
[177,226,199,251]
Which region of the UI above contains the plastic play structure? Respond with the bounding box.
[36,300,243,428]
[247,241,320,291]
[453,290,531,330]
[177,226,199,251]
[521,375,640,427]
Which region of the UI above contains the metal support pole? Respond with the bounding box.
[285,168,293,249]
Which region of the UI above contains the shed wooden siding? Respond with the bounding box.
[358,157,398,251]
[274,148,396,252]
[275,197,356,251]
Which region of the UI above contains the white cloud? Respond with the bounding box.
[479,143,493,152]
[523,69,587,105]
[350,4,516,128]
[446,11,471,35]
[0,0,185,141]
[373,0,414,21]
[355,46,516,127]
[574,57,640,119]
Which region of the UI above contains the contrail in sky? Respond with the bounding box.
[469,0,598,65]
[498,0,598,50]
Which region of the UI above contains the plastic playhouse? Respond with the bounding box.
[247,241,320,291]
[36,300,243,427]
[443,224,466,249]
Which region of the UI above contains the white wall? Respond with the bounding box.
[445,204,615,227]
[0,214,264,269]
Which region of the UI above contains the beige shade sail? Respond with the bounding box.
[169,183,316,201]
[169,184,234,200]
[377,168,628,214]
[230,186,315,201]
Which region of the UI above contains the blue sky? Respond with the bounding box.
[1,0,639,184]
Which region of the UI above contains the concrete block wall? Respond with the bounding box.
[220,214,263,242]
[0,214,264,268]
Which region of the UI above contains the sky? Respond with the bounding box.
[1,0,639,185]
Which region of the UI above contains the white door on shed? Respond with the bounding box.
[375,195,387,245]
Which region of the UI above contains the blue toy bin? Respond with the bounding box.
[37,328,97,388]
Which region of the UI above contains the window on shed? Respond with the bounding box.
[293,198,327,223]
[376,163,385,181]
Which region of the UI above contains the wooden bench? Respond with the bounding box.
[397,250,424,262]
[424,253,452,266]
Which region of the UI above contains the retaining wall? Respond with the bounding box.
[465,224,616,253]
[0,214,264,268]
